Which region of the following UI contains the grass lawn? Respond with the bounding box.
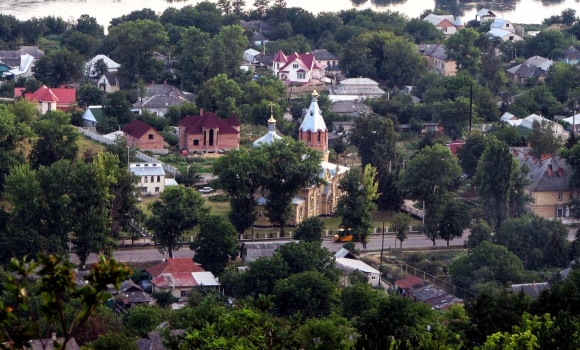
[77,135,105,157]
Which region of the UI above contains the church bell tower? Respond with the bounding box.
[299,89,329,162]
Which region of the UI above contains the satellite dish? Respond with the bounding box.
[281,74,288,81]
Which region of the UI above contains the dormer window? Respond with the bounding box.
[293,64,298,69]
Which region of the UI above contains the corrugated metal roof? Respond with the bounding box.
[192,272,220,286]
[336,258,380,274]
[165,178,178,186]
[130,165,165,176]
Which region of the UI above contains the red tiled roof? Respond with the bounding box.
[151,272,198,289]
[273,50,287,63]
[277,52,316,73]
[25,85,76,104]
[437,19,455,28]
[179,112,240,135]
[228,114,241,127]
[395,275,425,289]
[145,258,204,279]
[123,119,155,139]
[14,87,25,98]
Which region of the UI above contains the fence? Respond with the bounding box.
[386,263,476,301]
[400,203,425,219]
[77,127,179,176]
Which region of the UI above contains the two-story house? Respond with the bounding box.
[418,44,457,76]
[422,14,465,36]
[488,18,524,41]
[123,119,166,153]
[272,50,327,84]
[129,163,167,196]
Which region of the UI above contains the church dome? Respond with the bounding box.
[253,113,282,147]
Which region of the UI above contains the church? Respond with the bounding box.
[254,90,349,226]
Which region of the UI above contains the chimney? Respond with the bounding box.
[547,164,553,178]
[199,108,204,116]
[52,333,57,341]
[558,166,564,177]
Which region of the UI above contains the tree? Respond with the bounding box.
[61,31,97,58]
[190,215,239,275]
[336,165,379,250]
[277,242,340,281]
[74,14,104,36]
[217,0,232,14]
[101,90,134,132]
[0,105,32,191]
[449,241,525,290]
[253,0,270,18]
[232,0,246,15]
[445,28,482,76]
[399,145,462,245]
[466,219,493,248]
[261,138,323,237]
[391,213,412,248]
[295,314,358,350]
[272,271,339,320]
[208,25,249,79]
[525,30,568,59]
[432,97,473,139]
[0,254,131,348]
[543,230,569,268]
[175,165,203,187]
[349,115,404,210]
[342,31,428,87]
[195,73,243,118]
[438,199,470,246]
[145,186,209,258]
[152,290,175,308]
[213,148,268,236]
[457,132,488,178]
[235,254,289,298]
[90,332,139,350]
[175,27,211,92]
[404,18,445,44]
[473,137,516,227]
[108,19,168,86]
[29,111,79,169]
[509,85,560,119]
[77,83,105,108]
[527,119,564,158]
[294,217,325,242]
[545,62,580,103]
[33,48,84,87]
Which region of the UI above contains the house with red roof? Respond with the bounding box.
[272,50,327,85]
[23,85,76,114]
[146,258,220,298]
[178,110,240,153]
[123,119,165,153]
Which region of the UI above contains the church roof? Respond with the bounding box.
[300,90,328,133]
[179,112,240,135]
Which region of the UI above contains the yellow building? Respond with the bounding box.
[418,44,457,76]
[254,90,350,226]
[512,147,577,220]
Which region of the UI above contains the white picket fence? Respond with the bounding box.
[77,127,180,176]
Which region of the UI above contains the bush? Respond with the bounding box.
[208,194,229,201]
[162,131,178,146]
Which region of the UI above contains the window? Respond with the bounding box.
[509,36,514,40]
[193,139,199,146]
[557,208,564,217]
[141,187,147,193]
[293,63,298,69]
[297,72,306,80]
[506,23,510,27]
[181,290,188,297]
[144,177,148,183]
[151,176,154,183]
[317,131,321,142]
[157,176,161,182]
[558,193,563,201]
[307,131,311,142]
[155,187,160,193]
[149,134,154,140]
[47,103,52,111]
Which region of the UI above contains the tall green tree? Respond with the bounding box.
[208,25,249,79]
[445,28,481,76]
[213,147,268,237]
[399,145,462,245]
[545,62,580,103]
[108,19,168,86]
[195,73,243,118]
[391,212,412,248]
[349,116,403,211]
[190,215,239,275]
[527,119,564,158]
[277,241,340,281]
[438,199,470,246]
[336,165,379,250]
[473,137,515,227]
[466,219,493,248]
[33,48,84,87]
[293,217,325,243]
[295,314,358,350]
[77,83,105,108]
[175,27,211,92]
[0,105,32,191]
[145,186,209,258]
[29,110,79,169]
[457,132,488,178]
[260,138,323,237]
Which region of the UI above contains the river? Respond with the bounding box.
[0,0,578,28]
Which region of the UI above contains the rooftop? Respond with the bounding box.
[145,258,204,279]
[336,257,380,274]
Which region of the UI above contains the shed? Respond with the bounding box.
[240,240,298,263]
[335,257,381,287]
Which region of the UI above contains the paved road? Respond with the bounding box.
[70,227,580,265]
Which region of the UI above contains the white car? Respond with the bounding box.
[199,187,214,194]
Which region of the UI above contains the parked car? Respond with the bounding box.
[199,187,214,194]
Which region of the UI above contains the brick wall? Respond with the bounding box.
[184,131,239,152]
[125,128,164,151]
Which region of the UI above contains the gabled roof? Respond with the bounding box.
[487,28,514,39]
[334,247,357,259]
[179,112,240,135]
[252,32,269,41]
[135,95,188,109]
[123,119,155,139]
[279,52,316,72]
[563,46,580,60]
[511,283,550,299]
[418,44,450,61]
[336,257,380,274]
[145,258,204,279]
[490,18,511,28]
[422,13,452,26]
[511,147,572,192]
[476,8,496,17]
[453,16,464,26]
[310,49,339,61]
[506,63,539,78]
[524,56,553,71]
[500,112,517,122]
[82,105,104,123]
[25,85,76,104]
[395,275,425,289]
[273,50,287,63]
[228,114,241,126]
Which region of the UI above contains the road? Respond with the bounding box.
[69,228,580,265]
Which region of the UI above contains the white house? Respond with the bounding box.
[422,14,462,36]
[487,28,523,42]
[129,163,167,196]
[272,50,326,84]
[97,71,120,93]
[490,18,516,33]
[475,8,497,23]
[562,113,580,134]
[85,54,120,78]
[335,258,381,287]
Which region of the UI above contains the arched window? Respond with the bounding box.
[209,129,214,146]
[307,131,311,142]
[317,131,321,143]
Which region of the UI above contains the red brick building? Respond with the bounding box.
[123,119,165,153]
[178,111,240,153]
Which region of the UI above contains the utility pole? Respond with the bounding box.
[379,221,386,275]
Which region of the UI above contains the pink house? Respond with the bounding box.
[272,50,327,85]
